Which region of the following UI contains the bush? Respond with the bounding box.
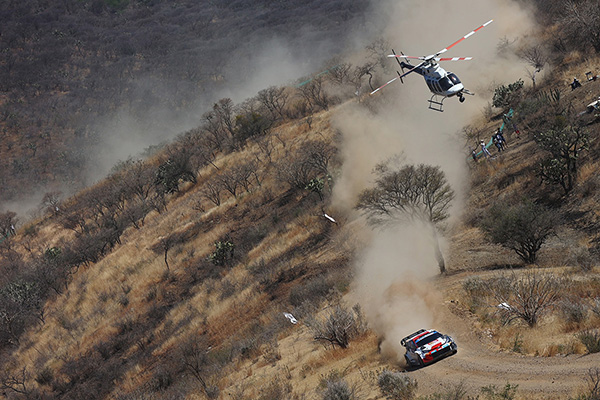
[319,371,357,400]
[377,369,417,400]
[480,201,557,264]
[480,383,518,400]
[560,299,588,326]
[462,277,487,311]
[577,330,600,354]
[209,240,235,266]
[307,304,365,348]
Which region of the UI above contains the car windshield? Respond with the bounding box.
[415,332,442,348]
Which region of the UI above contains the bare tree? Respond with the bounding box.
[178,337,220,399]
[151,231,186,271]
[298,76,330,112]
[203,98,236,150]
[582,367,600,400]
[485,271,563,327]
[356,161,455,273]
[561,0,600,53]
[257,86,289,121]
[518,44,547,89]
[201,180,223,206]
[307,304,364,349]
[0,366,30,395]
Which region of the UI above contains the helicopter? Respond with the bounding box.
[370,19,493,112]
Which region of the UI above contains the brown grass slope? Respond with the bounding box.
[4,25,600,400]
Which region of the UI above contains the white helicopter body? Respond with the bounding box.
[371,19,493,111]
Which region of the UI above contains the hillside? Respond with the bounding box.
[0,0,375,209]
[2,0,600,399]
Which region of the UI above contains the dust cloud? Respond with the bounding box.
[338,0,537,361]
[86,11,379,185]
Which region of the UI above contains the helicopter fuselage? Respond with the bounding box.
[400,61,465,98]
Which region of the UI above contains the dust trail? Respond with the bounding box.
[337,0,537,361]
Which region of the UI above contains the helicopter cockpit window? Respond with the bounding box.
[448,73,462,85]
[426,80,435,92]
[438,77,453,91]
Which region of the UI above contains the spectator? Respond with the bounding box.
[493,135,503,152]
[480,140,492,159]
[497,129,507,148]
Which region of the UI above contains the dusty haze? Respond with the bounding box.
[337,0,537,361]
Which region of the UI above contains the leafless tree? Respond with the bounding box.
[178,336,220,398]
[561,0,600,53]
[0,366,30,395]
[518,44,547,89]
[583,367,600,400]
[327,62,353,86]
[203,98,236,150]
[201,180,223,206]
[152,230,188,271]
[298,76,330,112]
[257,86,289,121]
[41,191,62,215]
[356,161,455,273]
[366,37,392,72]
[307,304,364,349]
[352,62,377,93]
[485,271,563,327]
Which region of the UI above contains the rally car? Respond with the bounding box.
[401,329,457,367]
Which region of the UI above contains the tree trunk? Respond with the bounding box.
[432,227,446,274]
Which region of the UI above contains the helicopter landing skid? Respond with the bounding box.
[428,95,445,112]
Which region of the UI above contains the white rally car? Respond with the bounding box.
[401,329,457,367]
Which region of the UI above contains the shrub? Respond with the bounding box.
[480,201,557,264]
[319,371,357,400]
[577,330,600,354]
[307,304,364,348]
[462,277,487,311]
[209,240,235,266]
[377,369,417,400]
[484,271,562,327]
[480,383,518,400]
[560,299,588,326]
[492,79,523,109]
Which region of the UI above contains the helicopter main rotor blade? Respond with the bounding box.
[370,76,401,95]
[436,19,493,57]
[436,57,473,61]
[370,61,426,95]
[387,55,423,60]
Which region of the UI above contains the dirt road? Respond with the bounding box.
[408,271,600,399]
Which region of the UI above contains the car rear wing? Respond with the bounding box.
[400,329,427,347]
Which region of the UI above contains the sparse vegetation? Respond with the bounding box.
[577,330,600,354]
[1,1,600,399]
[377,369,417,400]
[307,304,365,349]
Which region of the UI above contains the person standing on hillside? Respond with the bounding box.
[497,129,507,148]
[493,135,503,152]
[480,140,492,159]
